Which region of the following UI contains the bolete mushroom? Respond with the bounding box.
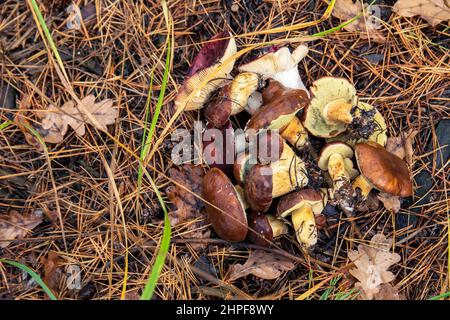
[244,141,308,212]
[318,142,356,212]
[247,212,288,247]
[302,77,358,138]
[276,189,326,249]
[233,130,284,184]
[353,141,413,198]
[204,72,259,128]
[203,168,248,242]
[239,44,309,91]
[174,30,237,111]
[326,102,388,146]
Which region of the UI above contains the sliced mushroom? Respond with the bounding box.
[276,189,326,249]
[318,142,356,212]
[204,72,259,127]
[239,44,309,91]
[244,141,308,212]
[203,168,248,242]
[247,212,288,247]
[353,141,413,197]
[175,30,237,111]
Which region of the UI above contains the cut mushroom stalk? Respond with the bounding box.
[322,98,353,125]
[245,141,308,212]
[276,189,325,249]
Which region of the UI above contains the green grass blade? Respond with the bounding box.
[428,291,450,300]
[0,259,57,300]
[0,120,13,131]
[28,0,69,82]
[140,183,171,300]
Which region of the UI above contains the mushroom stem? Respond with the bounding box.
[267,214,288,238]
[323,99,353,125]
[291,204,317,249]
[328,153,350,190]
[280,116,309,149]
[271,142,308,197]
[272,67,307,92]
[352,174,373,197]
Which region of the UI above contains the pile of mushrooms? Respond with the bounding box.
[174,31,413,251]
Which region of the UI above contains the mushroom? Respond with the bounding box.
[353,141,413,198]
[174,30,237,111]
[234,130,284,185]
[239,44,309,91]
[247,212,288,247]
[245,88,309,132]
[202,120,235,177]
[326,102,388,146]
[318,142,356,212]
[204,72,259,128]
[302,77,358,138]
[276,189,326,249]
[244,141,308,212]
[203,168,248,242]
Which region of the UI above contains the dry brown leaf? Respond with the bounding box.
[39,95,118,143]
[348,233,401,300]
[377,192,401,213]
[0,210,43,248]
[393,0,450,27]
[228,250,295,281]
[41,251,63,293]
[14,95,44,151]
[386,129,418,167]
[167,164,210,250]
[332,0,386,43]
[373,283,403,300]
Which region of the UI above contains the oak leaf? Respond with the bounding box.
[332,0,386,43]
[377,192,401,213]
[41,251,63,293]
[393,0,450,27]
[348,234,401,300]
[386,129,418,167]
[228,250,295,281]
[39,95,118,143]
[0,210,43,248]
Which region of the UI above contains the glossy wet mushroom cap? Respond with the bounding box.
[244,164,273,213]
[247,211,274,247]
[246,89,309,131]
[202,168,248,242]
[355,141,413,197]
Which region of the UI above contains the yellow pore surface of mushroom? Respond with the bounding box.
[267,215,288,238]
[271,142,308,198]
[303,77,357,138]
[280,116,309,149]
[352,174,374,198]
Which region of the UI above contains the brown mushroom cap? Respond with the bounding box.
[244,164,273,213]
[246,89,309,131]
[276,189,325,217]
[247,211,274,247]
[302,77,357,138]
[204,84,233,128]
[318,142,354,171]
[355,142,413,197]
[202,168,248,241]
[255,130,284,164]
[262,80,288,104]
